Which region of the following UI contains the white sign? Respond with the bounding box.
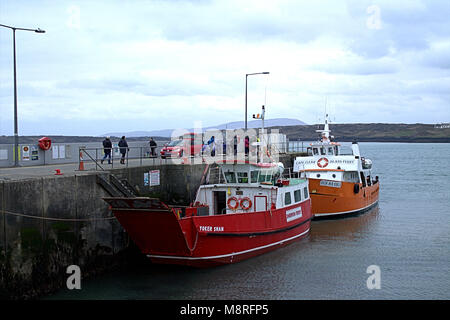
[320,180,342,188]
[59,145,65,159]
[22,146,30,161]
[52,145,59,159]
[0,149,7,160]
[285,207,302,222]
[149,170,160,186]
[52,145,66,159]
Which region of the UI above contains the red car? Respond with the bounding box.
[160,133,204,159]
[160,139,184,159]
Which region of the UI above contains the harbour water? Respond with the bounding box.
[46,143,450,300]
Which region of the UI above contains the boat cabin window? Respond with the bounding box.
[224,171,236,183]
[313,148,319,155]
[258,170,273,184]
[294,189,302,202]
[303,187,308,199]
[284,192,292,205]
[320,147,326,155]
[334,146,339,155]
[237,172,249,183]
[251,171,259,183]
[328,146,334,155]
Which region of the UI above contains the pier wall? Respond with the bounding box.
[0,153,296,299]
[0,163,205,299]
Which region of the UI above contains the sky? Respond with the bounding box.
[0,0,449,136]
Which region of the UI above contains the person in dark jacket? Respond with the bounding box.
[101,136,112,164]
[149,137,157,157]
[118,136,129,164]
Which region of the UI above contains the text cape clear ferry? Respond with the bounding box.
[293,116,379,219]
[104,161,312,267]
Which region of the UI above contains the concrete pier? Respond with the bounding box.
[0,154,297,299]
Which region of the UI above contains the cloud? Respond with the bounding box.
[0,0,449,136]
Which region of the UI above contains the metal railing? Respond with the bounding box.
[76,143,313,171]
[78,146,163,171]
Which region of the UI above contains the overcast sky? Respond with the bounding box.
[1,0,449,136]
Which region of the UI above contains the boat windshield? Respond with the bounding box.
[224,171,236,183]
[206,163,280,185]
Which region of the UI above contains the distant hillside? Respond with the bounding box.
[104,118,307,138]
[1,123,448,144]
[273,123,450,143]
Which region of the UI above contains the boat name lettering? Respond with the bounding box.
[285,207,303,222]
[320,180,342,188]
[199,226,224,232]
[329,159,354,164]
[295,159,355,165]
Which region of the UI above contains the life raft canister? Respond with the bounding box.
[38,137,52,150]
[317,157,329,168]
[240,197,252,210]
[227,197,239,211]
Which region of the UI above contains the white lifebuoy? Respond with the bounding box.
[227,197,239,211]
[240,197,252,210]
[317,157,329,168]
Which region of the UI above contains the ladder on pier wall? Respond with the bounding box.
[96,174,139,198]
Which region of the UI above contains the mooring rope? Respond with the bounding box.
[1,209,116,222]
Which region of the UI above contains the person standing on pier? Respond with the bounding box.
[119,136,129,164]
[101,136,112,164]
[149,137,157,157]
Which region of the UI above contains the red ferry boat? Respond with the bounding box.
[104,160,312,267]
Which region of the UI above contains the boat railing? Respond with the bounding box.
[204,165,224,184]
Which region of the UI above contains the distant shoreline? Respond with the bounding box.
[0,123,449,144]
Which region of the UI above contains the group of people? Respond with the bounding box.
[101,137,158,164]
[101,136,129,164]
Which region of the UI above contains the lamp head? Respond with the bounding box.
[35,28,45,33]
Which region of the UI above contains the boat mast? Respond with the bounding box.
[253,105,265,163]
[316,113,331,142]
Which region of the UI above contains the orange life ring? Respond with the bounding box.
[227,197,239,211]
[240,197,252,210]
[317,157,329,168]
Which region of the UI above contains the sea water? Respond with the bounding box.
[46,143,450,300]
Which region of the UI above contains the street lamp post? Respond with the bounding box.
[0,24,45,167]
[245,72,269,131]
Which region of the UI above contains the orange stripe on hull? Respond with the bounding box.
[308,179,379,218]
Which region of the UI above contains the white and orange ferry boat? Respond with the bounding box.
[104,160,312,267]
[293,114,379,219]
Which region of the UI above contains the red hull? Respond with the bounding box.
[104,197,312,267]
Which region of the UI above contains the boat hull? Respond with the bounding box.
[105,197,312,267]
[308,179,379,219]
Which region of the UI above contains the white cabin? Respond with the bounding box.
[194,162,309,216]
